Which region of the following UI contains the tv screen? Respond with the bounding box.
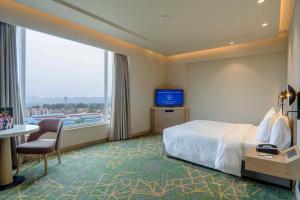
[155,89,184,107]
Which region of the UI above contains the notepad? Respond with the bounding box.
[259,153,273,159]
[287,148,297,158]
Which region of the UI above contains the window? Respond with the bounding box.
[24,29,112,127]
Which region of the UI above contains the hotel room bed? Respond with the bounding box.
[163,120,291,188]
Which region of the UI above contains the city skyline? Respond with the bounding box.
[25,96,111,107]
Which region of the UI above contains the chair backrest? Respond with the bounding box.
[27,119,64,150]
[55,120,64,150]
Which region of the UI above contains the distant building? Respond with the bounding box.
[27,107,50,116]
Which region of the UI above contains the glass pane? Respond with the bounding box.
[25,29,109,127]
[107,51,113,121]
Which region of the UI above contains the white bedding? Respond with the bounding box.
[163,120,258,177]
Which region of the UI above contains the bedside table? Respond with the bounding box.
[245,146,300,181]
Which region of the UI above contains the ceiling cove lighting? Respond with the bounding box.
[262,23,268,27]
[257,0,265,4]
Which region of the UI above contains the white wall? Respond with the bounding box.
[165,36,286,89]
[287,0,300,141]
[287,0,300,198]
[287,0,300,150]
[165,37,287,124]
[0,0,165,145]
[188,53,286,125]
[40,124,108,148]
[287,0,300,91]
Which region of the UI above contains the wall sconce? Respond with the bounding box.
[278,85,300,119]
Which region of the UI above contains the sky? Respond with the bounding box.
[26,29,112,98]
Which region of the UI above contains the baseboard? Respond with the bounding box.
[21,130,151,162]
[60,138,108,153]
[62,130,151,152]
[130,129,151,138]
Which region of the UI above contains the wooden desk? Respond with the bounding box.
[245,146,300,181]
[0,125,39,191]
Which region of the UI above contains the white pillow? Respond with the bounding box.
[269,114,291,149]
[256,107,276,142]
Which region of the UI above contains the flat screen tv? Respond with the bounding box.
[155,89,184,107]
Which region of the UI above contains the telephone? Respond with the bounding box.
[256,144,279,155]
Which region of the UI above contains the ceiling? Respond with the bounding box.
[16,0,281,56]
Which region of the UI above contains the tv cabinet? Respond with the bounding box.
[150,107,189,133]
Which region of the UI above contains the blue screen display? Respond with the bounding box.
[155,89,184,107]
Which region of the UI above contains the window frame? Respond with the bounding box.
[19,28,112,129]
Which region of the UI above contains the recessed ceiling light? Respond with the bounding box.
[262,23,268,27]
[229,41,234,45]
[257,0,264,3]
[160,15,169,22]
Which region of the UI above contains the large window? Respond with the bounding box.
[24,29,112,127]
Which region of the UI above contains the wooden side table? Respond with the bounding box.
[245,145,300,181]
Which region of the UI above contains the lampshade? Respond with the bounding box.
[287,85,296,105]
[279,85,300,118]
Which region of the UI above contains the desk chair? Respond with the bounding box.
[16,119,63,175]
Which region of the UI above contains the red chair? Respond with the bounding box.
[16,119,64,175]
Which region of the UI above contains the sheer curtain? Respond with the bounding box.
[0,22,25,167]
[109,53,131,141]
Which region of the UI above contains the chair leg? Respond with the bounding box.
[57,149,61,164]
[43,154,48,175]
[16,154,21,175]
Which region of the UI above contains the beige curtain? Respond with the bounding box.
[0,22,24,167]
[109,53,131,141]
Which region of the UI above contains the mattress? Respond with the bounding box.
[163,120,258,176]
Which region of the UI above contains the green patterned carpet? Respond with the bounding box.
[0,134,295,199]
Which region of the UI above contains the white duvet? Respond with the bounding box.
[163,120,257,177]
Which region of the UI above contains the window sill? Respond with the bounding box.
[24,122,110,141]
[64,121,110,131]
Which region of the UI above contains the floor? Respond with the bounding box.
[0,134,295,200]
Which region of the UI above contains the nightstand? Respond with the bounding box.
[245,145,300,180]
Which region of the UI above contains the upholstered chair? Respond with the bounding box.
[16,119,64,175]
